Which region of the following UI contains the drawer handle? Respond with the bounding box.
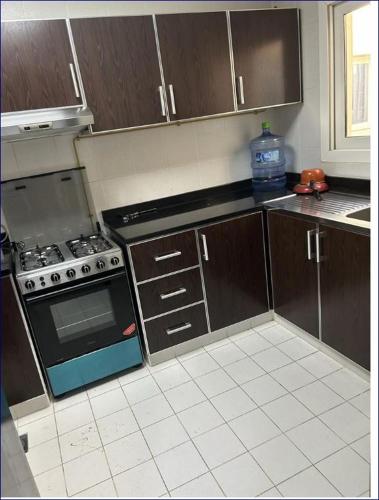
[166,322,192,335]
[200,234,209,261]
[154,250,182,262]
[306,229,317,261]
[160,287,187,300]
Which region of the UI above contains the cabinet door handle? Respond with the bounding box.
[306,229,317,261]
[200,234,209,261]
[166,322,192,335]
[168,84,177,115]
[154,250,181,262]
[315,231,325,263]
[158,86,166,116]
[237,76,245,105]
[69,63,80,98]
[160,287,187,300]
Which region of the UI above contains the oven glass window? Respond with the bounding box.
[50,289,116,343]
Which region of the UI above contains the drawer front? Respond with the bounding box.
[138,268,203,319]
[144,303,208,353]
[130,230,199,282]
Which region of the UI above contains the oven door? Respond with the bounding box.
[25,270,139,367]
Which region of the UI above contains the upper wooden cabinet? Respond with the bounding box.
[70,16,166,132]
[1,20,81,112]
[230,9,301,110]
[156,12,235,120]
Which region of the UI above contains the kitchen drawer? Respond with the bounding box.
[130,230,198,282]
[144,303,208,353]
[138,268,203,319]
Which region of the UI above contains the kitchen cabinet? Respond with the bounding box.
[268,212,319,338]
[156,12,234,119]
[199,212,269,332]
[70,16,166,132]
[319,225,370,370]
[1,20,81,112]
[230,9,301,110]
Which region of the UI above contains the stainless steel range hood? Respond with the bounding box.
[1,106,94,142]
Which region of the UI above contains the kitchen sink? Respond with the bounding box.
[345,207,370,222]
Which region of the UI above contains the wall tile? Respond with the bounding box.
[1,143,20,181]
[21,1,68,19]
[1,1,24,21]
[12,137,60,176]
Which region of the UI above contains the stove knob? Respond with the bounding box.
[25,280,35,290]
[66,269,76,279]
[96,259,106,270]
[51,273,61,283]
[110,257,120,266]
[81,264,91,274]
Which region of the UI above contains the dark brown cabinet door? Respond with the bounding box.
[319,225,370,370]
[70,16,165,132]
[1,20,80,112]
[200,213,268,332]
[230,9,301,110]
[268,212,319,338]
[156,12,234,119]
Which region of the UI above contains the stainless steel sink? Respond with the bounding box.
[345,207,370,222]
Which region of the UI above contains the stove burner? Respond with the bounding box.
[67,234,112,258]
[20,244,64,272]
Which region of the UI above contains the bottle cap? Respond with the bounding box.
[262,121,271,129]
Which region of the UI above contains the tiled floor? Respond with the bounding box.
[17,321,371,498]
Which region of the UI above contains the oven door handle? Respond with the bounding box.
[24,271,127,303]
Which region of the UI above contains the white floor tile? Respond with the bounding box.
[297,351,342,378]
[351,434,370,462]
[73,478,117,497]
[257,487,282,497]
[234,333,272,356]
[195,369,236,398]
[155,441,208,490]
[53,390,88,413]
[229,408,281,450]
[276,337,317,360]
[252,347,292,372]
[113,459,167,497]
[209,342,246,367]
[316,447,370,497]
[286,418,345,463]
[254,321,279,332]
[229,328,255,342]
[350,391,370,417]
[148,358,180,373]
[204,337,231,351]
[59,423,102,463]
[293,380,344,414]
[90,387,128,420]
[177,347,206,362]
[96,407,139,445]
[322,369,369,400]
[278,466,341,497]
[164,380,206,413]
[224,357,265,385]
[18,414,57,448]
[55,400,94,435]
[170,472,224,497]
[86,377,120,398]
[181,352,219,378]
[142,415,189,456]
[258,324,295,345]
[153,364,191,391]
[178,401,224,438]
[118,364,150,385]
[132,394,173,428]
[122,375,161,405]
[242,374,287,406]
[211,387,257,421]
[26,438,61,476]
[104,430,151,475]
[319,402,370,443]
[17,405,53,427]
[63,448,111,496]
[213,452,273,497]
[270,363,316,391]
[251,434,310,485]
[34,465,67,497]
[192,424,245,468]
[262,394,313,432]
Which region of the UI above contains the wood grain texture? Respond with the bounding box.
[70,16,165,131]
[319,225,370,370]
[201,213,269,332]
[156,12,234,119]
[1,276,44,406]
[231,9,301,109]
[268,212,319,338]
[1,20,79,112]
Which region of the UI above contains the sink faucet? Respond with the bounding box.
[310,181,323,201]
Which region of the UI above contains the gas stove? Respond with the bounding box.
[15,233,124,295]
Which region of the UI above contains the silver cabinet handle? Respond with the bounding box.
[154,250,181,262]
[315,231,325,263]
[69,63,80,98]
[201,234,209,261]
[158,86,166,116]
[160,287,187,300]
[168,84,177,115]
[237,76,245,105]
[166,322,192,335]
[306,229,317,261]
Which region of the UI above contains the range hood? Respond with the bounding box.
[1,107,94,142]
